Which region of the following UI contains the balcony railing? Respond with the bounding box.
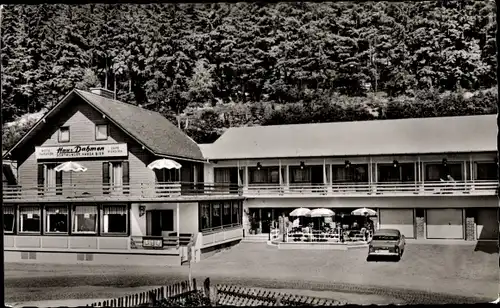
[2,182,243,202]
[243,181,498,197]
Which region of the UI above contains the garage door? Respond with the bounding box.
[379,209,414,238]
[426,209,463,239]
[477,209,499,240]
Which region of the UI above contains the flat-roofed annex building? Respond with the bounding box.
[2,88,244,266]
[200,114,498,241]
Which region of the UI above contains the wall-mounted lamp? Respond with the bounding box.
[257,162,262,170]
[393,160,399,168]
[345,160,351,168]
[300,161,305,170]
[139,205,146,217]
[495,157,498,165]
[442,158,448,166]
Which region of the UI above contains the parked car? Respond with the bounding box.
[367,228,405,261]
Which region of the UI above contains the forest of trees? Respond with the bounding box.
[1,1,497,147]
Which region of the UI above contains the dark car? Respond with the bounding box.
[367,228,405,261]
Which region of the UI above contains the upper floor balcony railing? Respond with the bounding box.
[2,182,243,203]
[243,180,498,197]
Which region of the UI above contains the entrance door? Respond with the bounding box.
[147,210,174,236]
[261,208,272,233]
[477,209,499,240]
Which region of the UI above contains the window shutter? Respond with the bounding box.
[122,161,130,194]
[37,164,45,195]
[103,162,110,194]
[56,170,63,195]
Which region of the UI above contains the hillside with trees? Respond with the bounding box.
[1,1,497,148]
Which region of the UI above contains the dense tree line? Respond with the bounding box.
[1,1,497,146]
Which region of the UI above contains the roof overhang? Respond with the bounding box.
[204,150,498,162]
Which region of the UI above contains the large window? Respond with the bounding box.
[425,163,462,181]
[72,205,98,234]
[378,163,415,182]
[199,201,242,231]
[19,206,41,233]
[475,162,497,181]
[290,167,311,183]
[4,206,15,233]
[101,205,128,234]
[215,168,231,183]
[249,167,280,184]
[332,164,369,182]
[45,205,69,233]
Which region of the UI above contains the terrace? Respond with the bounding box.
[2,182,244,203]
[244,180,498,198]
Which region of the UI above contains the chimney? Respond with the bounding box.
[89,87,115,100]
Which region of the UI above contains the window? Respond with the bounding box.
[103,161,129,194]
[95,124,108,140]
[332,164,369,183]
[475,162,497,181]
[249,167,280,184]
[101,205,128,234]
[211,203,221,227]
[232,202,240,224]
[19,206,41,233]
[199,201,242,232]
[4,206,15,233]
[58,126,70,143]
[215,168,231,183]
[290,167,311,183]
[72,205,98,234]
[223,202,231,225]
[378,163,415,182]
[200,203,210,230]
[45,205,69,233]
[425,163,462,181]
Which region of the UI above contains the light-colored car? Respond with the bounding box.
[367,228,405,261]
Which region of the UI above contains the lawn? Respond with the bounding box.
[5,242,498,305]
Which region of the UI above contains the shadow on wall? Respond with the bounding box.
[474,240,499,254]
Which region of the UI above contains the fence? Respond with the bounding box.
[87,279,197,307]
[216,284,346,306]
[87,277,346,307]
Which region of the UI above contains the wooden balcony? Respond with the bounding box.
[2,182,244,203]
[243,181,498,198]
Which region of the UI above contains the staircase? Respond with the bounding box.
[241,233,271,243]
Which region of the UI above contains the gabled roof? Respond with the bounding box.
[201,114,498,160]
[4,89,204,162]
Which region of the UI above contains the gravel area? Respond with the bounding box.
[5,242,498,304]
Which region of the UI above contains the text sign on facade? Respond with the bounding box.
[35,143,128,159]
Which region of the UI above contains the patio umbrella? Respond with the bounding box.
[307,208,335,218]
[54,161,87,190]
[307,208,335,230]
[351,207,377,216]
[148,158,182,183]
[289,207,311,217]
[147,158,182,170]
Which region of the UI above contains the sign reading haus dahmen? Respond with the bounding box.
[35,144,128,159]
